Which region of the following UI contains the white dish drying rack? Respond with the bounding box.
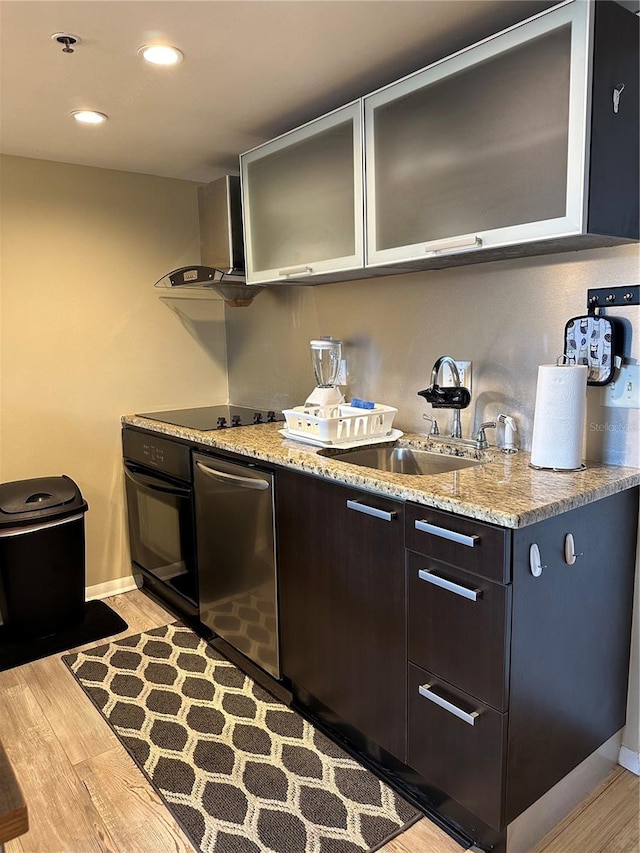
[282,403,398,446]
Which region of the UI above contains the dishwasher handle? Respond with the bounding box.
[195,460,270,490]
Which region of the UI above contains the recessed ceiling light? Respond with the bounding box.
[138,44,183,66]
[70,110,108,124]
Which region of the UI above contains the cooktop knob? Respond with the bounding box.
[231,415,241,427]
[253,412,263,424]
[267,410,276,422]
[216,416,227,429]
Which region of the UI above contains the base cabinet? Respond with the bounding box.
[276,470,406,762]
[405,488,639,838]
[276,464,638,848]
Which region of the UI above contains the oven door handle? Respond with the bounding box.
[123,463,191,497]
[195,461,270,490]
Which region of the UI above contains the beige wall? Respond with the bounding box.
[0,155,228,587]
[224,244,640,757]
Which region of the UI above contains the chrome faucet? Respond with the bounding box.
[474,422,496,450]
[418,356,471,440]
[422,414,440,436]
[430,355,461,391]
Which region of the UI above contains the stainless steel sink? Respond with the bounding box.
[320,445,481,475]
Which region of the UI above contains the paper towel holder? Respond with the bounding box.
[528,357,588,473]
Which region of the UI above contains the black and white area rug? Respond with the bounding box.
[63,622,420,853]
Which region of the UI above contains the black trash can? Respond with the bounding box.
[0,476,88,638]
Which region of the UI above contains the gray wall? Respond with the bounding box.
[225,243,639,465]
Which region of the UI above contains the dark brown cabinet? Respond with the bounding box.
[276,469,406,761]
[405,488,639,834]
[275,462,638,847]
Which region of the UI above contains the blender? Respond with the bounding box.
[304,338,345,408]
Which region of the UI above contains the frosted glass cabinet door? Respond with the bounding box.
[241,103,364,284]
[365,1,591,267]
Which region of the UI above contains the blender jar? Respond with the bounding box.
[310,338,342,387]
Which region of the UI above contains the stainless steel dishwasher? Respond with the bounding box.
[193,451,279,679]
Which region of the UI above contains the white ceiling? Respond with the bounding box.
[1,1,637,183]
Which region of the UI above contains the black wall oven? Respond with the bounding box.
[122,428,198,620]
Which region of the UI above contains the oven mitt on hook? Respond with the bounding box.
[563,309,624,386]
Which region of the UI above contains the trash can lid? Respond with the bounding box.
[0,475,85,520]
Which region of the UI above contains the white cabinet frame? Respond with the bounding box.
[240,101,364,285]
[364,0,592,268]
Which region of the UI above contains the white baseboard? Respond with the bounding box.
[619,745,640,776]
[86,574,141,601]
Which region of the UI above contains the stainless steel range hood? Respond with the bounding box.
[199,175,245,277]
[155,175,264,307]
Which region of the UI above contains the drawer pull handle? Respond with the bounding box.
[419,683,480,726]
[424,234,482,254]
[418,569,481,602]
[278,265,313,277]
[415,520,479,547]
[346,500,396,522]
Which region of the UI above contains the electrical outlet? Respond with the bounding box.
[336,359,348,386]
[442,360,472,393]
[601,364,640,409]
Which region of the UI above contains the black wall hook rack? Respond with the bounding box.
[587,285,639,310]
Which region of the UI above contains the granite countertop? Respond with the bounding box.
[122,415,640,529]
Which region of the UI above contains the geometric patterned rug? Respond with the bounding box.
[62,623,420,853]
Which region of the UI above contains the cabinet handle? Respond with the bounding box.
[424,235,482,254]
[418,683,480,726]
[278,265,313,277]
[418,569,482,602]
[346,499,396,521]
[415,519,479,547]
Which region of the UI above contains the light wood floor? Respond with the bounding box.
[1,589,638,853]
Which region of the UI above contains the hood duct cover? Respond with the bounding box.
[198,175,244,277]
[155,175,264,306]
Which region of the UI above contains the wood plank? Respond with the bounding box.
[383,817,463,852]
[0,741,28,845]
[0,664,28,692]
[20,655,117,766]
[74,745,193,853]
[102,588,174,636]
[529,765,625,851]
[532,768,639,853]
[0,682,117,853]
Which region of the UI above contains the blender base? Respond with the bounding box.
[304,386,345,408]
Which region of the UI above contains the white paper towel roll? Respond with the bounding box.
[530,364,588,470]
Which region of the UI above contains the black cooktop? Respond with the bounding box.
[137,404,284,431]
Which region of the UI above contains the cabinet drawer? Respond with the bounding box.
[405,504,510,583]
[407,553,510,711]
[408,663,507,831]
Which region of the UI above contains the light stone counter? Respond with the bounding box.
[122,415,640,529]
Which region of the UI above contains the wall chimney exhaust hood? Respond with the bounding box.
[154,175,264,307]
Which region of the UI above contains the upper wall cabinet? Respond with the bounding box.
[364,0,639,271]
[240,102,364,285]
[239,1,638,285]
